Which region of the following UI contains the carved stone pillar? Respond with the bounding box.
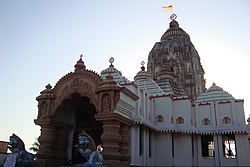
[101,119,122,166]
[35,124,56,167]
[120,123,130,164]
[34,119,72,167]
[95,73,134,167]
[54,128,69,164]
[95,113,133,167]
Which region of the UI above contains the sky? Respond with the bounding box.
[0,0,250,149]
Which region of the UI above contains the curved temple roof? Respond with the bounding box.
[100,57,130,84]
[195,83,235,103]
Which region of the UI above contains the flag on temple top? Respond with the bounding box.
[162,5,173,12]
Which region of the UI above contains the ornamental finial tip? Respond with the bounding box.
[109,57,114,64]
[141,61,145,66]
[109,57,114,67]
[141,61,145,71]
[170,13,177,20]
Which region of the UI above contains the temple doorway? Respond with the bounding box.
[54,93,103,161]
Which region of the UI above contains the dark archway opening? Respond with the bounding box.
[70,93,103,145]
[54,93,103,161]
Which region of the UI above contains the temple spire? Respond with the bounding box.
[147,14,206,100]
[74,54,86,71]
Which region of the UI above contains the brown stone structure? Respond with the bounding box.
[34,57,133,167]
[147,15,206,100]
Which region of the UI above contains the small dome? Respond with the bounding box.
[36,84,54,100]
[207,83,223,92]
[160,20,190,41]
[134,69,152,81]
[100,57,129,83]
[134,61,152,81]
[195,83,234,103]
[101,64,122,76]
[101,57,122,76]
[170,20,179,28]
[74,54,86,71]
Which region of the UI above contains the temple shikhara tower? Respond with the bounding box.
[147,14,205,100]
[34,14,250,167]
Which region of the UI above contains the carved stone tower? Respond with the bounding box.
[147,14,206,100]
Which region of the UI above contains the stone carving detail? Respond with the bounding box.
[72,78,80,90]
[52,78,97,116]
[82,82,90,94]
[67,130,103,166]
[63,85,70,96]
[102,94,111,113]
[4,134,35,167]
[38,101,48,119]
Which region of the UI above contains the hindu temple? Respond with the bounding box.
[34,14,250,167]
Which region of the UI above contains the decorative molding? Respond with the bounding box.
[120,87,139,100]
[198,102,211,106]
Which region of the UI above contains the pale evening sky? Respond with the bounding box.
[0,0,249,148]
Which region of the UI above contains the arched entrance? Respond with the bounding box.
[35,57,132,167]
[54,93,103,160]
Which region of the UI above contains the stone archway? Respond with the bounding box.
[53,93,103,162]
[34,57,103,166]
[34,57,133,167]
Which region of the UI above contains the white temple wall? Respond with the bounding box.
[130,125,154,166]
[234,134,250,166]
[148,129,155,166]
[230,102,238,126]
[138,91,145,118]
[135,89,145,118]
[234,101,245,125]
[217,102,233,126]
[213,102,222,126]
[195,104,212,127]
[153,132,173,166]
[196,103,220,127]
[153,97,173,124]
[144,127,154,166]
[192,134,199,166]
[172,99,191,125]
[148,97,154,122]
[145,94,150,120]
[130,126,140,166]
[173,133,193,166]
[130,124,250,166]
[134,89,154,122]
[195,101,246,127]
[191,105,196,126]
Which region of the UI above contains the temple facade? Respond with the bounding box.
[34,15,250,167]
